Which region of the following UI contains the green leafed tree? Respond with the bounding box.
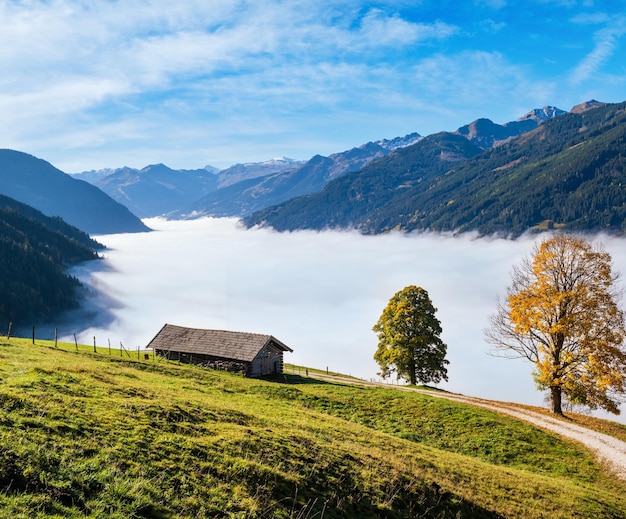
[373,285,449,385]
[485,234,626,415]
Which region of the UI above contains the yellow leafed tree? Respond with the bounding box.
[485,234,626,415]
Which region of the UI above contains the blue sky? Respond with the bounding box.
[0,0,624,172]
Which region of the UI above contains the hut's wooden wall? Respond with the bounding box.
[155,349,250,375]
[250,344,286,377]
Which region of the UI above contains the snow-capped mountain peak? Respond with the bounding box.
[517,106,566,123]
[375,132,423,151]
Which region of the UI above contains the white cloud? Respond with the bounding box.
[0,2,459,138]
[569,17,626,85]
[357,9,459,47]
[0,76,130,116]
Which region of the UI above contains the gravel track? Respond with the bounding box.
[417,390,626,480]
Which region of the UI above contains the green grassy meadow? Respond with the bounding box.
[0,338,625,518]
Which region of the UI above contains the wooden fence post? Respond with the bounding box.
[93,336,97,353]
[74,334,78,352]
[7,322,12,340]
[32,325,35,344]
[120,342,131,357]
[54,328,58,348]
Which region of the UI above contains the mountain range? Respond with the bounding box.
[74,104,573,223]
[74,136,424,219]
[245,100,626,236]
[172,134,423,218]
[73,157,310,218]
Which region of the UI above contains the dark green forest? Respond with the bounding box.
[0,195,102,325]
[245,101,626,236]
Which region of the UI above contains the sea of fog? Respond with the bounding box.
[50,217,626,422]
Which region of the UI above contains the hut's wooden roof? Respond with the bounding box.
[146,324,292,362]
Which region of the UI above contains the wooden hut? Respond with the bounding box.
[146,324,293,377]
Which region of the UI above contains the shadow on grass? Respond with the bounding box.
[261,374,334,385]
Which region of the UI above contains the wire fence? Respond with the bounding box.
[2,322,154,361]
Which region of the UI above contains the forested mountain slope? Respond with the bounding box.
[0,195,101,325]
[245,101,626,236]
[396,100,626,235]
[244,132,485,230]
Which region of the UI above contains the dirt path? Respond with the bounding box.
[418,390,626,480]
[297,371,626,480]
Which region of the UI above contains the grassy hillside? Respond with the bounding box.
[1,338,625,518]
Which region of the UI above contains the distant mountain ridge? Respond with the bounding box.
[0,150,148,235]
[244,100,626,237]
[173,134,423,219]
[216,157,305,188]
[74,163,219,218]
[76,105,563,221]
[455,106,567,149]
[74,158,308,218]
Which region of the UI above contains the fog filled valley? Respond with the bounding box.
[37,217,626,423]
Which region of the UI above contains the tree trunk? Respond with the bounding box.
[550,386,563,415]
[409,355,417,385]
